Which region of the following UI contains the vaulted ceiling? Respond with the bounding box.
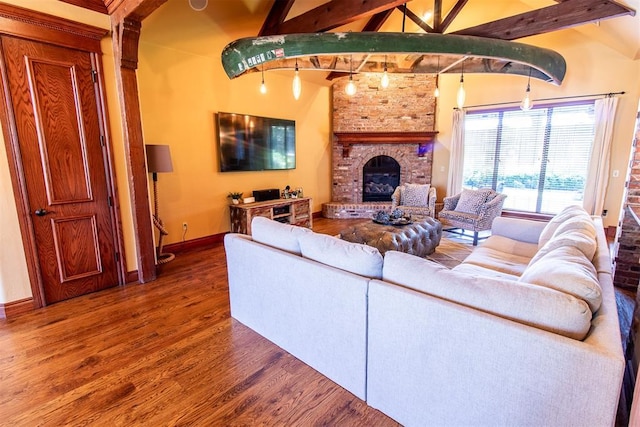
[60,0,638,58]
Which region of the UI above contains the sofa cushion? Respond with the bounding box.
[401,183,430,207]
[452,263,520,281]
[520,245,602,312]
[251,216,311,255]
[299,232,383,279]
[454,189,491,214]
[383,251,592,340]
[481,235,540,259]
[538,205,590,248]
[529,227,597,266]
[461,246,532,276]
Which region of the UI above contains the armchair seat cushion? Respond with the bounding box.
[438,210,478,225]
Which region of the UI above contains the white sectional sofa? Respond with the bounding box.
[224,207,624,426]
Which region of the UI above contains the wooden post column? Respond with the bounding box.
[111,17,156,283]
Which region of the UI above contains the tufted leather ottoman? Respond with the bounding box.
[339,217,443,257]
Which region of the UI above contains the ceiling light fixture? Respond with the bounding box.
[345,55,357,96]
[520,67,534,111]
[456,61,466,109]
[292,59,301,100]
[381,55,390,89]
[260,65,267,94]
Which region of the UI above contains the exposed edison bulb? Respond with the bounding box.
[345,76,357,96]
[381,69,389,89]
[260,81,267,94]
[292,63,301,100]
[456,75,466,109]
[520,84,533,111]
[434,85,440,98]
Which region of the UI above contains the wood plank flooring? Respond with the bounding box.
[0,217,404,426]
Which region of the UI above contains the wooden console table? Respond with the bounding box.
[229,197,313,235]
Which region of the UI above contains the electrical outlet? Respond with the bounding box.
[182,222,188,231]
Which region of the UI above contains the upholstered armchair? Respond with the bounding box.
[391,183,437,218]
[438,188,507,245]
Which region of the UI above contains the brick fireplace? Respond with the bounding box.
[323,73,438,219]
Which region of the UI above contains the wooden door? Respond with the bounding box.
[1,36,119,304]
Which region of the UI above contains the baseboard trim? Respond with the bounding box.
[0,297,34,319]
[164,233,225,254]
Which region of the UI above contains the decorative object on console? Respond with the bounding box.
[145,144,175,265]
[253,188,280,202]
[228,192,243,204]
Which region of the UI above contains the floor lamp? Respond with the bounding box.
[145,144,175,265]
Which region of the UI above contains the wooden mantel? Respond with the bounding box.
[333,131,438,157]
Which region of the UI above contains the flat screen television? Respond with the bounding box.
[217,112,296,172]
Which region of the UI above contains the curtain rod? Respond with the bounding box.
[456,91,626,110]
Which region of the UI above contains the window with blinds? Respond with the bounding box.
[463,102,595,214]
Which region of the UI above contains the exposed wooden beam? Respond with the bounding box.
[109,0,167,23]
[363,9,394,31]
[259,0,296,36]
[396,5,434,32]
[452,0,635,40]
[270,0,410,34]
[433,0,442,32]
[58,0,109,14]
[111,17,157,283]
[440,0,468,33]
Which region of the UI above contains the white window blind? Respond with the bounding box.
[463,102,596,214]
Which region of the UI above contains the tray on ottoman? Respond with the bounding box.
[340,217,442,257]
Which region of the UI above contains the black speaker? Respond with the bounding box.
[253,188,280,202]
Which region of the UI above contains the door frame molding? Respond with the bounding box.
[0,4,125,309]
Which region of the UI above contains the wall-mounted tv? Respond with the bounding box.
[217,112,296,172]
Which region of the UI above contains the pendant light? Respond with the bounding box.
[520,67,533,111]
[434,56,440,98]
[345,55,357,96]
[260,65,267,94]
[292,59,301,100]
[381,55,390,89]
[456,61,466,109]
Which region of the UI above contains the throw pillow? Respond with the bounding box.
[251,216,311,255]
[298,233,383,279]
[520,245,602,312]
[454,189,491,214]
[401,183,430,207]
[538,205,589,249]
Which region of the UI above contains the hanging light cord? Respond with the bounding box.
[455,91,625,110]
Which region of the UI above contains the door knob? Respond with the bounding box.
[34,208,49,216]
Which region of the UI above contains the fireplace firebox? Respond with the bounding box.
[362,155,400,202]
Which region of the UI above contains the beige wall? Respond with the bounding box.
[0,0,638,305]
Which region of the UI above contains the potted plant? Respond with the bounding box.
[228,191,243,204]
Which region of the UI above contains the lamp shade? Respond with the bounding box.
[145,144,173,173]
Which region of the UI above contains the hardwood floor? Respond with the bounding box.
[0,217,401,426]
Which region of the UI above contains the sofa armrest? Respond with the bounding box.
[427,186,436,215]
[390,185,402,210]
[491,217,548,244]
